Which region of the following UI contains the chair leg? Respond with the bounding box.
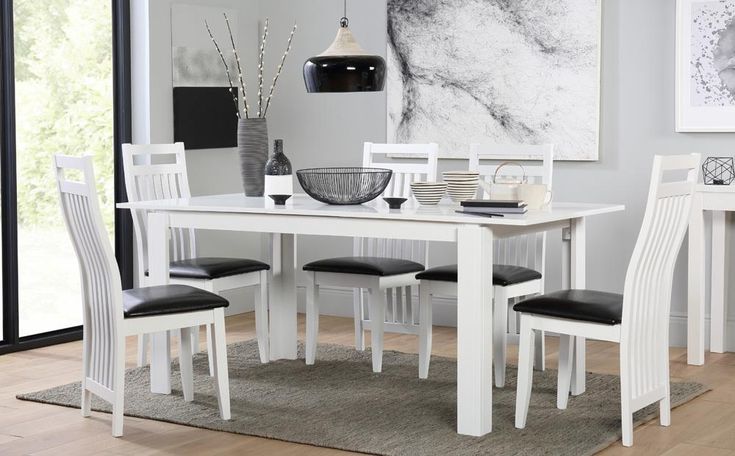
[179,327,194,402]
[621,399,634,447]
[659,350,672,427]
[514,315,535,429]
[254,270,270,363]
[81,384,92,418]
[557,334,574,409]
[206,324,214,376]
[81,332,92,417]
[353,289,366,351]
[660,394,671,427]
[111,338,126,437]
[418,284,432,379]
[493,286,508,388]
[368,287,385,373]
[534,330,546,371]
[203,283,216,374]
[190,325,200,354]
[305,273,319,365]
[137,333,148,366]
[211,308,231,420]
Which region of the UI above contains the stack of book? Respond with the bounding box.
[458,200,528,216]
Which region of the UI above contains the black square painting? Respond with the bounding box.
[173,86,238,150]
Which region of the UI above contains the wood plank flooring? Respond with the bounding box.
[0,312,733,455]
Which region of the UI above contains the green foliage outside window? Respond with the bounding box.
[14,0,114,233]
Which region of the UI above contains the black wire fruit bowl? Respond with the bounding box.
[296,167,393,205]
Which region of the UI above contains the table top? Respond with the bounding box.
[118,194,625,227]
[697,183,735,193]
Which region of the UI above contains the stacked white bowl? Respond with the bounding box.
[410,182,447,205]
[443,171,480,203]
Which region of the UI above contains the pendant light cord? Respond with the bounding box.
[340,0,349,27]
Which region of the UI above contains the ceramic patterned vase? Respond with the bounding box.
[264,139,293,198]
[237,118,269,196]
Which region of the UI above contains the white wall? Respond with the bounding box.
[133,0,735,349]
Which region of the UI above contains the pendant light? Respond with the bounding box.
[303,0,386,93]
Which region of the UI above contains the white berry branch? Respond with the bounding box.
[207,16,295,119]
[223,13,249,119]
[257,18,269,118]
[205,19,240,119]
[263,23,297,117]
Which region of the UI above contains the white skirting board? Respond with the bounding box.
[668,312,735,351]
[294,285,735,353]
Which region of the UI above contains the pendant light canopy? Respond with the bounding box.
[303,1,386,93]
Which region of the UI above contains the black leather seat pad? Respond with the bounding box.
[123,284,229,319]
[513,289,623,325]
[146,257,270,280]
[415,264,542,287]
[303,256,425,277]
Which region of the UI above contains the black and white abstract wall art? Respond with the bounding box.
[386,0,601,160]
[677,0,735,132]
[171,4,240,149]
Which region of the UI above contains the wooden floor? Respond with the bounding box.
[1,313,734,456]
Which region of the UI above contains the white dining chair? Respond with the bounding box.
[54,154,231,436]
[304,142,439,373]
[415,144,553,383]
[122,143,270,373]
[513,153,700,447]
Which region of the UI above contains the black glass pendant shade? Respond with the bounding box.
[304,54,386,93]
[304,14,386,93]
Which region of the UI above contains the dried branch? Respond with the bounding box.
[263,23,297,117]
[224,13,249,119]
[205,19,240,119]
[257,18,269,117]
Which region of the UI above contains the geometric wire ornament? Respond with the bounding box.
[702,157,735,185]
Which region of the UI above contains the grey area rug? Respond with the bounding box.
[17,340,708,456]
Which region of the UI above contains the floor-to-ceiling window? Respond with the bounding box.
[0,0,131,352]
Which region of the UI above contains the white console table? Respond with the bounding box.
[688,184,733,365]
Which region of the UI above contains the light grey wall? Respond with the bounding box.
[133,0,735,348]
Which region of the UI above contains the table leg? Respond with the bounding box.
[456,225,493,436]
[148,212,172,394]
[688,193,706,365]
[711,210,728,354]
[569,218,586,396]
[269,233,297,360]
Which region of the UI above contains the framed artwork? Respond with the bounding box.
[173,87,238,149]
[676,0,735,132]
[171,4,240,149]
[387,0,602,160]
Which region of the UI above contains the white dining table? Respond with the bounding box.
[118,194,624,436]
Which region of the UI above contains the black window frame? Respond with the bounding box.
[0,0,132,354]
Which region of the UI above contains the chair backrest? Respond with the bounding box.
[122,143,196,284]
[54,155,122,391]
[621,154,699,402]
[469,144,554,285]
[356,142,439,264]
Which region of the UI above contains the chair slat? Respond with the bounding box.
[122,143,196,283]
[356,143,438,326]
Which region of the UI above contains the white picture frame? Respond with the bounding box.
[676,0,735,132]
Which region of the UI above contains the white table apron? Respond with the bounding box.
[688,185,735,365]
[121,196,623,436]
